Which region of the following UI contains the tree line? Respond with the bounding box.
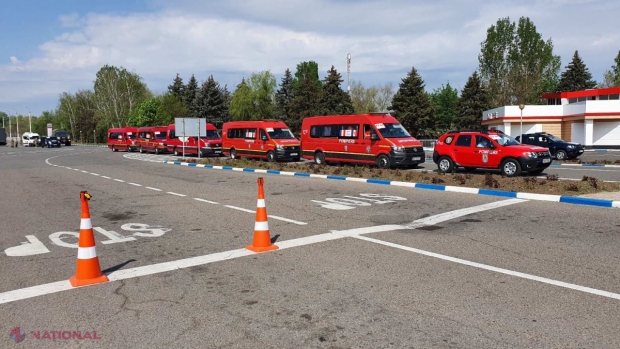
[3,15,620,142]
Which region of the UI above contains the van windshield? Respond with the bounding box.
[199,130,221,139]
[267,128,295,139]
[154,132,167,139]
[375,123,411,138]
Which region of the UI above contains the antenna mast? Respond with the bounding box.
[347,53,351,94]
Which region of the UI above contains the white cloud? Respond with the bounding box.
[1,0,620,114]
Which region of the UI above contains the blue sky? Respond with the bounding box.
[1,0,619,117]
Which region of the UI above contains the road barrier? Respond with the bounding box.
[69,191,109,287]
[246,177,278,253]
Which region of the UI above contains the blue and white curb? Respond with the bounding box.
[551,163,620,168]
[584,149,620,152]
[163,160,620,209]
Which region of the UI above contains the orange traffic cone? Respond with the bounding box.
[246,178,279,253]
[69,191,109,287]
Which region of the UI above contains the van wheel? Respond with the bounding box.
[266,151,275,162]
[155,148,159,155]
[139,146,143,153]
[438,156,454,173]
[230,148,238,160]
[314,151,325,165]
[376,154,391,169]
[501,158,522,177]
[173,147,179,156]
[112,146,116,152]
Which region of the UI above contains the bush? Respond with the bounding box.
[565,183,579,192]
[342,166,350,176]
[483,173,500,188]
[404,172,414,181]
[431,176,445,184]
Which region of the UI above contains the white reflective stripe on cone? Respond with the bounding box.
[77,246,97,259]
[257,199,265,208]
[80,218,92,230]
[254,221,269,231]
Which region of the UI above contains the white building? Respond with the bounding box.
[481,87,620,149]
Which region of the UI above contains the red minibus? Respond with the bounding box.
[222,120,300,161]
[107,127,138,152]
[300,113,425,168]
[136,126,169,154]
[165,123,222,156]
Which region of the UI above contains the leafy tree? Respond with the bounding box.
[479,16,561,106]
[128,98,160,127]
[557,50,597,92]
[275,68,295,121]
[350,80,378,113]
[247,70,277,120]
[600,50,620,88]
[317,65,354,115]
[73,90,97,142]
[375,83,394,112]
[289,72,322,134]
[93,64,151,128]
[196,75,228,127]
[430,82,459,133]
[293,61,322,92]
[184,74,199,118]
[168,74,185,100]
[230,78,254,121]
[389,66,436,138]
[454,71,490,131]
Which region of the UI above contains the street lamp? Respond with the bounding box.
[25,107,31,133]
[519,104,525,143]
[13,108,19,143]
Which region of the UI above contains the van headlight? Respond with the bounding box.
[158,142,165,146]
[276,145,284,150]
[391,146,404,152]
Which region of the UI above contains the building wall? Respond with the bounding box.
[562,121,573,142]
[593,121,620,146]
[542,122,562,138]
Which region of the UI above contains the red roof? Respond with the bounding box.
[542,87,620,99]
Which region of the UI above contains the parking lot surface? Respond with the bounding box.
[1,145,619,348]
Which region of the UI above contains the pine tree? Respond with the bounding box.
[275,68,295,121]
[388,66,436,138]
[454,71,490,130]
[557,50,597,92]
[430,82,459,133]
[317,66,354,115]
[601,50,620,88]
[184,74,199,118]
[289,73,321,135]
[168,74,185,100]
[196,75,227,127]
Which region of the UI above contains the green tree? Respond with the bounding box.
[479,16,561,106]
[230,78,254,121]
[350,80,378,113]
[557,50,597,92]
[93,64,151,128]
[600,50,620,88]
[128,98,160,127]
[430,82,459,134]
[157,93,187,124]
[293,61,322,92]
[275,68,295,121]
[375,83,394,112]
[196,75,228,127]
[317,66,354,115]
[168,74,185,100]
[388,66,436,138]
[248,70,277,120]
[289,73,322,134]
[184,74,199,118]
[454,71,490,131]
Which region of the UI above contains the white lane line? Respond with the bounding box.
[91,173,100,176]
[81,170,88,173]
[101,176,111,179]
[0,199,523,305]
[146,187,162,191]
[224,205,254,213]
[167,192,187,197]
[354,235,620,301]
[114,179,125,183]
[73,169,79,171]
[194,198,219,204]
[267,215,308,226]
[128,183,142,186]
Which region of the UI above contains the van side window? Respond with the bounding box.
[227,128,245,138]
[259,129,267,140]
[245,128,256,139]
[339,124,359,139]
[310,125,338,138]
[455,135,472,147]
[363,125,378,139]
[169,129,176,139]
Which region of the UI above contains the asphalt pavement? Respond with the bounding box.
[1,145,620,349]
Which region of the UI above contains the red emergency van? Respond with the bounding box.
[165,123,223,156]
[107,127,138,152]
[222,120,300,161]
[136,126,169,154]
[300,113,425,168]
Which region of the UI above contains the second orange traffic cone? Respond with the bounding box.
[69,191,109,287]
[246,178,279,253]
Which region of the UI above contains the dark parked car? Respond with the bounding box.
[44,136,61,148]
[515,132,584,160]
[54,131,72,146]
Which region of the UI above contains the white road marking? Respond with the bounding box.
[354,235,620,301]
[81,170,88,173]
[0,199,523,305]
[129,183,142,186]
[266,215,308,226]
[114,179,125,183]
[167,192,186,197]
[3,236,50,256]
[224,205,254,213]
[101,176,111,179]
[146,187,162,191]
[194,198,219,204]
[73,169,79,171]
[91,173,100,176]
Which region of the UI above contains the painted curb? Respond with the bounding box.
[162,160,620,209]
[550,163,620,168]
[584,149,620,152]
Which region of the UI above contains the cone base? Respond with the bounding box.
[69,274,109,288]
[245,244,279,253]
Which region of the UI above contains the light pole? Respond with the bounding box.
[25,107,31,133]
[13,108,19,144]
[519,104,525,142]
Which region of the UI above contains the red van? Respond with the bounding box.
[165,123,222,156]
[222,120,300,161]
[107,127,138,152]
[300,113,425,168]
[136,126,168,154]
